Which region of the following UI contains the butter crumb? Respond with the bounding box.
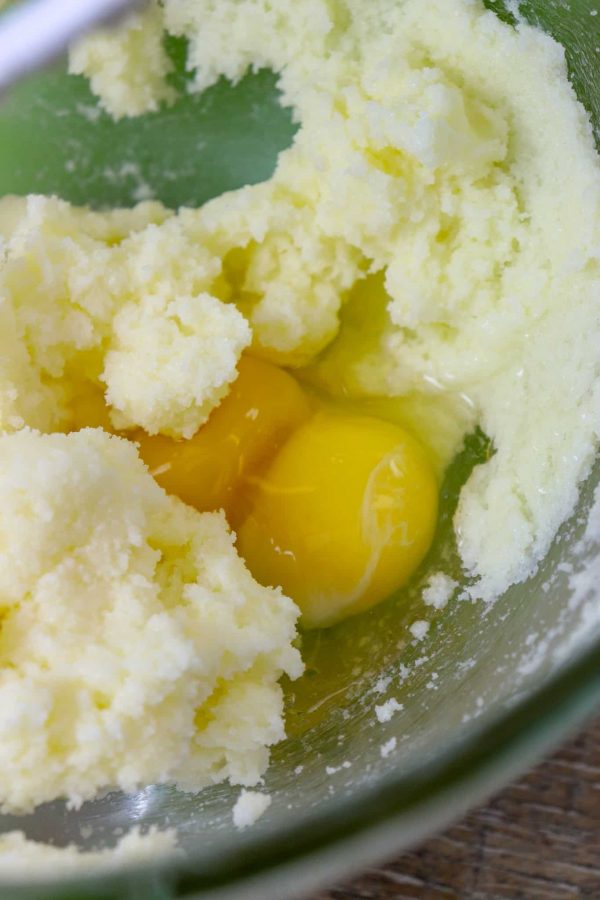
[380,738,397,759]
[233,790,272,829]
[410,620,430,641]
[422,573,458,610]
[375,699,403,723]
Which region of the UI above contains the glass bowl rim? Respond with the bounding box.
[2,629,599,898]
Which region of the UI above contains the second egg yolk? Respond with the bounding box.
[237,411,438,628]
[122,356,438,629]
[133,355,312,525]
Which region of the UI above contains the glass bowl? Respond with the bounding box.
[0,1,599,897]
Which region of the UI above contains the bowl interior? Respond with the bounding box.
[0,1,600,897]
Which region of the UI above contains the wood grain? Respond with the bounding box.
[310,717,600,899]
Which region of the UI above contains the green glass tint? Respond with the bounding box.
[0,37,296,208]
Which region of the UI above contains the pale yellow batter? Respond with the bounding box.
[0,0,597,815]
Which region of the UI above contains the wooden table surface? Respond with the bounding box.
[310,717,600,899]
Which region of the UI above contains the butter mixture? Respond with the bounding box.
[0,828,178,878]
[0,429,301,812]
[0,0,598,814]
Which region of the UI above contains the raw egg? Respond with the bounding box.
[237,411,438,628]
[133,355,312,524]
[77,354,438,629]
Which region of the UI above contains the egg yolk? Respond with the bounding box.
[133,355,312,525]
[237,411,438,628]
[72,354,438,629]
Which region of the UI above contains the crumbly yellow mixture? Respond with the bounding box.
[0,197,250,438]
[0,828,178,878]
[70,3,177,118]
[67,0,600,601]
[0,0,598,815]
[0,429,300,812]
